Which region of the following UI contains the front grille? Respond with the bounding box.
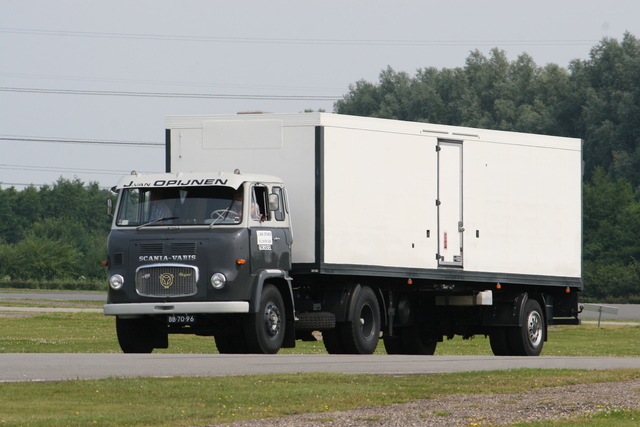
[135,264,198,297]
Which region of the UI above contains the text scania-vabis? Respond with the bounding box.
[104,112,582,356]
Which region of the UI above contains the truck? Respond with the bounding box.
[104,112,582,356]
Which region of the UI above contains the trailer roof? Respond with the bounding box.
[165,112,581,151]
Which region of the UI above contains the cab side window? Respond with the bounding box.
[272,186,286,221]
[252,186,268,221]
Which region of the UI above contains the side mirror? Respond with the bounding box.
[268,193,279,212]
[107,198,113,217]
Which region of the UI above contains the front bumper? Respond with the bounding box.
[103,301,249,316]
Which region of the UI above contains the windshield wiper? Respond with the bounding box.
[136,217,179,230]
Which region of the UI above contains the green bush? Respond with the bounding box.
[0,278,106,291]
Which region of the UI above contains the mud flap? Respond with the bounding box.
[482,293,528,327]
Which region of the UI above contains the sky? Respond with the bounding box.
[2,0,640,190]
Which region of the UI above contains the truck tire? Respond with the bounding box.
[295,312,336,332]
[383,334,404,354]
[244,284,285,354]
[489,327,512,356]
[384,326,438,355]
[215,334,249,354]
[322,328,347,354]
[509,299,545,356]
[116,317,156,353]
[340,285,381,354]
[401,326,438,355]
[214,335,235,353]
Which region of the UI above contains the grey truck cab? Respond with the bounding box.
[104,170,295,353]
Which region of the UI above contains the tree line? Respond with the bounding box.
[1,33,639,299]
[0,178,115,287]
[336,32,640,302]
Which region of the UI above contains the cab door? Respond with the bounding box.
[249,184,291,273]
[437,141,464,267]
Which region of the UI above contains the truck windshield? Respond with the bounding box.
[115,186,243,226]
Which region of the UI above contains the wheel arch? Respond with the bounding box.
[342,282,386,327]
[249,269,295,348]
[484,291,547,331]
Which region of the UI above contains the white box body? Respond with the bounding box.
[166,112,582,288]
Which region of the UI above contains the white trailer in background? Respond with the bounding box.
[105,112,582,356]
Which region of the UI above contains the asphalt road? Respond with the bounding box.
[2,353,640,382]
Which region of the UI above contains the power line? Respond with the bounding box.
[0,135,163,147]
[0,163,154,176]
[0,87,342,100]
[0,27,599,46]
[0,72,344,92]
[0,181,113,190]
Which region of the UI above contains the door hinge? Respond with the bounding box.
[436,145,441,152]
[435,199,441,206]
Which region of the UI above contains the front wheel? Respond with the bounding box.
[244,284,285,354]
[116,317,156,353]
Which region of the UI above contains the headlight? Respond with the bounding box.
[108,274,124,290]
[210,273,226,289]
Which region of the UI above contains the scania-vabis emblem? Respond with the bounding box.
[159,273,174,289]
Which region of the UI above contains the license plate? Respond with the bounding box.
[167,314,197,324]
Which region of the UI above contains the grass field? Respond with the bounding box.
[1,369,640,426]
[2,295,640,426]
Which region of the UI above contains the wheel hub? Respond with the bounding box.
[264,302,281,338]
[527,311,543,347]
[359,303,375,340]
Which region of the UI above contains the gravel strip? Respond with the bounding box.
[219,378,640,426]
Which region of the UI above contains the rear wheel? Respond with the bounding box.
[384,326,438,355]
[489,327,512,356]
[401,326,438,355]
[340,286,381,354]
[509,299,545,356]
[383,334,404,354]
[322,327,347,354]
[244,284,285,354]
